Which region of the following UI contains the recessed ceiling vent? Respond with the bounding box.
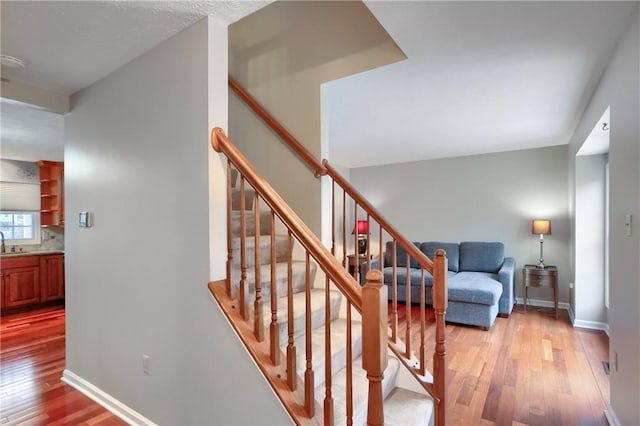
[0,55,26,69]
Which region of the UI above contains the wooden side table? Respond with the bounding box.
[523,264,558,319]
[347,254,371,279]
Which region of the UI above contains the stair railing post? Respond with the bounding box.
[362,269,387,426]
[432,249,448,426]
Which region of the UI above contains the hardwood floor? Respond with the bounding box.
[1,303,609,426]
[0,306,126,426]
[395,302,610,426]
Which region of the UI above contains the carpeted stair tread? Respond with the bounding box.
[266,288,342,350]
[380,387,434,426]
[318,355,400,426]
[291,318,364,390]
[231,211,273,237]
[229,260,313,299]
[231,235,289,267]
[231,187,255,211]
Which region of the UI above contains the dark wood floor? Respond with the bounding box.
[395,302,610,426]
[1,303,608,426]
[0,305,126,425]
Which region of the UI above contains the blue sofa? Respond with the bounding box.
[363,241,515,329]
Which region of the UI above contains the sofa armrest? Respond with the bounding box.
[497,257,516,315]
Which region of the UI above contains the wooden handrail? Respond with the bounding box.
[228,75,433,274]
[228,77,327,178]
[211,127,362,311]
[322,160,434,274]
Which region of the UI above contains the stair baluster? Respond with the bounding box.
[341,189,347,268]
[323,274,334,426]
[239,177,248,320]
[404,254,412,359]
[419,268,427,377]
[269,210,280,365]
[346,299,354,426]
[254,195,264,341]
[304,252,314,416]
[226,160,233,297]
[352,202,358,283]
[390,241,398,344]
[286,230,296,391]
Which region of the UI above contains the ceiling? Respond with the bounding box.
[327,1,635,167]
[1,1,636,166]
[0,0,270,162]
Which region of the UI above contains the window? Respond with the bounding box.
[0,211,41,245]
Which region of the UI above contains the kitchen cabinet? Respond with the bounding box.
[1,253,64,312]
[1,256,41,309]
[37,161,64,227]
[40,254,64,302]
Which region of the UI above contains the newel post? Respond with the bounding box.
[432,249,448,426]
[362,269,388,426]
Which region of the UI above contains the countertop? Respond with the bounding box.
[1,250,65,258]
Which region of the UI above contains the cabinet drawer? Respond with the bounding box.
[1,255,40,269]
[523,267,557,288]
[528,275,554,287]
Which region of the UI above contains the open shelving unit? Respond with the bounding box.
[37,161,64,227]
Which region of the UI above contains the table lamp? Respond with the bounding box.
[352,220,369,255]
[531,219,551,268]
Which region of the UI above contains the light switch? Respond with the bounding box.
[625,214,632,236]
[79,211,91,228]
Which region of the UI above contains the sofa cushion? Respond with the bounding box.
[383,267,433,287]
[382,268,457,288]
[459,242,504,273]
[448,272,503,305]
[384,241,421,268]
[420,242,460,272]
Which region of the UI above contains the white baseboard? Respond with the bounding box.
[515,296,571,311]
[516,297,609,334]
[62,369,155,425]
[573,318,610,334]
[604,405,621,426]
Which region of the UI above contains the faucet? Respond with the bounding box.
[0,231,5,254]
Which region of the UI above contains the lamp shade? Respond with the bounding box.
[531,219,551,235]
[352,220,368,235]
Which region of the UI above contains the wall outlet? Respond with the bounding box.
[142,354,150,375]
[625,214,632,236]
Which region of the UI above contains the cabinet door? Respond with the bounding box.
[40,255,65,302]
[3,266,40,308]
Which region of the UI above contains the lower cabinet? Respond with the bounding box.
[40,255,65,302]
[1,253,64,311]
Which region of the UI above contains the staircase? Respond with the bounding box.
[210,75,447,426]
[210,142,443,424]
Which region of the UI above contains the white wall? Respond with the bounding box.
[228,1,405,238]
[350,145,570,303]
[568,5,640,424]
[574,154,607,325]
[65,17,290,425]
